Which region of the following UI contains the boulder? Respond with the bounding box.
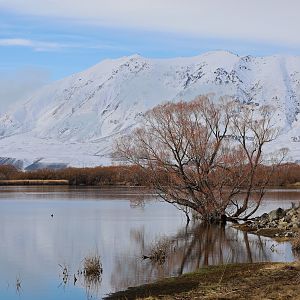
[295,222,300,228]
[285,232,294,237]
[268,208,285,222]
[260,213,269,220]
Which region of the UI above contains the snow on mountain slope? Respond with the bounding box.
[0,51,300,168]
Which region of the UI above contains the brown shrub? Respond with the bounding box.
[1,162,300,187]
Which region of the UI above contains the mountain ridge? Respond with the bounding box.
[0,51,300,168]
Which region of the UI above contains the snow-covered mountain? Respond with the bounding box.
[1,51,300,168]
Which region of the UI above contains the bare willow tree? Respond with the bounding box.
[115,95,287,223]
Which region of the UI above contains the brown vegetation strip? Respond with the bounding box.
[1,163,300,187]
[105,262,300,300]
[0,179,69,185]
[0,165,148,186]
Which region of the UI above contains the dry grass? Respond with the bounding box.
[105,262,300,300]
[82,254,103,299]
[0,179,69,185]
[146,239,170,265]
[83,254,103,278]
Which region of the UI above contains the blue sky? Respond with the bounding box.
[2,11,296,81]
[0,0,300,110]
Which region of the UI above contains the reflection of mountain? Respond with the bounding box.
[110,222,289,292]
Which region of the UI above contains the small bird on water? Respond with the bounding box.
[51,214,54,218]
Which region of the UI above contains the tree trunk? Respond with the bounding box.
[201,212,227,225]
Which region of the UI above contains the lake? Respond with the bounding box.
[0,186,299,300]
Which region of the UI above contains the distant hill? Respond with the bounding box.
[0,51,300,168]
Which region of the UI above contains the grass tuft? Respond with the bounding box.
[83,254,103,278]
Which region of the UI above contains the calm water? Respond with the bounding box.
[0,186,299,300]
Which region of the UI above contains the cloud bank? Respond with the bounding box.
[0,68,50,113]
[0,0,299,46]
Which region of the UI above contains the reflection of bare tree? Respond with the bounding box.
[111,222,271,292]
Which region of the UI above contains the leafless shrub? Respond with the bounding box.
[143,239,171,265]
[83,254,103,278]
[116,95,287,223]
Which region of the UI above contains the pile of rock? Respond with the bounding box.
[242,207,300,238]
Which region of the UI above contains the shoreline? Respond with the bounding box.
[105,262,300,299]
[233,206,300,241]
[106,206,300,299]
[0,179,69,186]
[0,181,151,188]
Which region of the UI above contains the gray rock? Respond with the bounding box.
[269,208,285,221]
[285,232,294,237]
[260,213,269,220]
[269,222,277,228]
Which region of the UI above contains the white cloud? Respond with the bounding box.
[0,38,32,46]
[0,38,63,51]
[0,0,299,46]
[0,68,50,113]
[0,38,125,52]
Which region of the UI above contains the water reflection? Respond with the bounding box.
[0,186,154,202]
[111,221,291,293]
[58,255,103,300]
[15,277,22,296]
[0,187,296,300]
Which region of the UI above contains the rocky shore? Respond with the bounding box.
[237,206,300,239]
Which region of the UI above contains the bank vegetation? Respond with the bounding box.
[1,163,300,187]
